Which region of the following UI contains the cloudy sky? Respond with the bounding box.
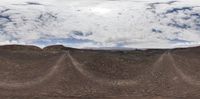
[0,0,200,48]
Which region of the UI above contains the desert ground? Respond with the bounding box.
[0,45,199,99]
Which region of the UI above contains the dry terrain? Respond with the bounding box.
[0,45,199,99]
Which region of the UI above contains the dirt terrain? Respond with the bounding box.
[0,45,200,99]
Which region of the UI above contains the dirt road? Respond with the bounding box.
[0,45,199,99]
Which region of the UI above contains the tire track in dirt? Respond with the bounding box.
[151,52,168,74]
[0,53,67,89]
[67,51,137,86]
[166,52,200,86]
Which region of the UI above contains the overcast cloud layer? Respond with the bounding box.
[0,0,200,48]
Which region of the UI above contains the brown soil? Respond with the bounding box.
[0,45,199,99]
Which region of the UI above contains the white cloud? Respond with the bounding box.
[0,0,200,49]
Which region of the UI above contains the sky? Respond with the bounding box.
[0,0,200,48]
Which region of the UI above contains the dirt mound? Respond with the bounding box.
[0,45,199,99]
